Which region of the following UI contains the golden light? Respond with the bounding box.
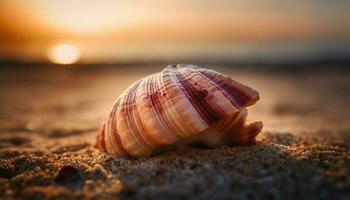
[35,0,126,33]
[48,44,81,65]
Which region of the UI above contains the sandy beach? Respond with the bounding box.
[0,65,349,199]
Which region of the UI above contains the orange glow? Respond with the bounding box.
[0,1,350,63]
[48,44,81,64]
[36,0,125,34]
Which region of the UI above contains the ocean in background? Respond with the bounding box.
[1,41,350,67]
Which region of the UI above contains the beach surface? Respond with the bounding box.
[0,65,349,199]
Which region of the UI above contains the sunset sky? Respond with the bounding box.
[0,0,350,63]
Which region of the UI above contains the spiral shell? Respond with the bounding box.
[95,64,263,157]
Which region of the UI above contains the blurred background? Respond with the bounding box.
[1,0,350,66]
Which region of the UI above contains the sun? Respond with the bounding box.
[48,44,81,65]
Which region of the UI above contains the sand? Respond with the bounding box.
[0,65,349,199]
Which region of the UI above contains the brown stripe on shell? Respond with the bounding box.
[178,66,234,116]
[137,76,168,148]
[133,78,160,149]
[173,68,223,124]
[197,70,240,108]
[95,123,107,151]
[159,68,207,137]
[107,98,129,155]
[198,68,259,107]
[148,74,181,141]
[158,71,186,138]
[122,80,153,155]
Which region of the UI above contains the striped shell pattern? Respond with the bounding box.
[95,64,263,157]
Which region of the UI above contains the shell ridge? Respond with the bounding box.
[175,68,222,124]
[107,99,128,155]
[198,69,259,107]
[168,67,209,131]
[164,68,207,135]
[151,73,181,142]
[197,70,242,109]
[158,70,187,138]
[184,67,238,116]
[96,123,107,151]
[181,67,234,116]
[123,79,153,156]
[135,78,160,149]
[142,75,173,147]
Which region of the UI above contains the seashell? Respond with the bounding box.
[95,64,263,157]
